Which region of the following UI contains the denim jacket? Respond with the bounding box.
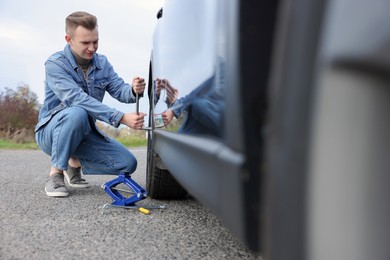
[35,45,136,132]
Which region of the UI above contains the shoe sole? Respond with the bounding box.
[45,188,69,197]
[64,171,90,188]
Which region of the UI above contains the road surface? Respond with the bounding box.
[0,149,262,259]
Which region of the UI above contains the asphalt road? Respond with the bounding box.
[0,149,262,259]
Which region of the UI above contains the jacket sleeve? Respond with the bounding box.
[103,59,138,104]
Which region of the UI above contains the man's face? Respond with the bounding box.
[66,26,99,60]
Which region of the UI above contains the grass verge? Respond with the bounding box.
[116,136,148,147]
[0,139,39,150]
[0,136,147,150]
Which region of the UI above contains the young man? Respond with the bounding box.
[35,11,147,197]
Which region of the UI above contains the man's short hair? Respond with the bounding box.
[66,11,97,37]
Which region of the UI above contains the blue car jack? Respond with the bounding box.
[101,173,148,206]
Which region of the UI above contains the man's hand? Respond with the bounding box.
[120,112,146,129]
[162,109,175,125]
[156,78,164,97]
[165,82,179,105]
[132,77,146,95]
[156,78,179,105]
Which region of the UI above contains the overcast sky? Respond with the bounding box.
[0,0,164,115]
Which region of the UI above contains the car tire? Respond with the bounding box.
[146,131,188,200]
[146,153,188,199]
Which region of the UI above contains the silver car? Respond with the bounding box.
[146,0,390,259]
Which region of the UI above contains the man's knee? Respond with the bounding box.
[116,148,138,174]
[61,107,91,133]
[64,107,88,124]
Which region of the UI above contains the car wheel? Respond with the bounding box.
[146,60,187,199]
[146,128,187,200]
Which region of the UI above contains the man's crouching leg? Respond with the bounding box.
[73,131,138,176]
[36,107,92,197]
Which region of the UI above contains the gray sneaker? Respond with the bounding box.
[45,173,69,197]
[64,165,90,188]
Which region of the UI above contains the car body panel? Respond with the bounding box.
[147,0,390,258]
[151,0,217,99]
[148,0,264,251]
